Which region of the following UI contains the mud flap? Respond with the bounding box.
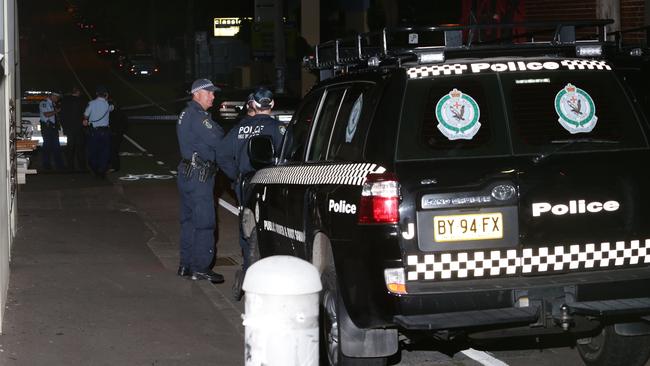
[338,295,398,358]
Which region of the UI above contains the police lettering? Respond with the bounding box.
[329,199,357,214]
[470,61,562,74]
[532,199,620,217]
[238,125,265,135]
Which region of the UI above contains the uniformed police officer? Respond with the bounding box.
[218,86,285,299]
[83,85,114,178]
[39,92,65,170]
[177,79,225,283]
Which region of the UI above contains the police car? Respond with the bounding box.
[242,20,650,365]
[20,91,67,146]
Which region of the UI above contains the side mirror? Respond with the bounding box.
[248,135,274,170]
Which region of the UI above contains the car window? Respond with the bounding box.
[502,71,648,153]
[327,83,376,161]
[307,88,346,161]
[281,90,324,162]
[398,74,509,161]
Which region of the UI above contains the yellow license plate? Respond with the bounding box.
[434,213,503,242]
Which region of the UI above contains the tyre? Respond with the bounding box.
[320,266,388,366]
[577,325,650,366]
[248,229,260,266]
[231,230,259,302]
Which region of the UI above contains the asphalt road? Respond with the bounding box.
[15,1,650,365]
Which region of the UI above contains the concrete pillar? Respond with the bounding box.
[300,0,319,96]
[274,0,286,94]
[597,0,621,31]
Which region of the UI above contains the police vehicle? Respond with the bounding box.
[242,20,650,365]
[20,90,67,146]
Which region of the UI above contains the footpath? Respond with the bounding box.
[0,171,246,366]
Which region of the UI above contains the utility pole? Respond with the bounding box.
[185,0,195,82]
[274,0,286,94]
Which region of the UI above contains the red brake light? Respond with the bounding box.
[358,173,400,224]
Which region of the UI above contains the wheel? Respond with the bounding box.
[320,267,388,366]
[577,325,650,366]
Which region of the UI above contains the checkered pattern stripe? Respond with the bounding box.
[406,239,650,281]
[250,163,385,186]
[561,59,612,71]
[407,64,468,79]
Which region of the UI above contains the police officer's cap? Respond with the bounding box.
[252,87,274,109]
[190,79,220,94]
[96,85,108,95]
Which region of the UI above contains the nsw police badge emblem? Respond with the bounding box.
[202,119,213,129]
[435,88,481,140]
[554,83,598,134]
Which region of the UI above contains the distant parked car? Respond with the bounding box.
[93,38,122,59]
[121,54,160,78]
[20,91,67,146]
[216,90,297,124]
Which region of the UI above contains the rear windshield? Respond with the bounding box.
[397,62,648,161]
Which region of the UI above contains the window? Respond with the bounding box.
[281,90,323,162]
[502,71,648,154]
[327,83,376,161]
[307,88,346,161]
[397,74,509,161]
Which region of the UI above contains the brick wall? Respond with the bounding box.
[620,0,646,43]
[525,0,646,44]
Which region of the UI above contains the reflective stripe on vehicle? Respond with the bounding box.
[250,163,386,186]
[407,239,650,281]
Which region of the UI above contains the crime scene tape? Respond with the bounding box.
[127,115,179,121]
[121,96,191,111]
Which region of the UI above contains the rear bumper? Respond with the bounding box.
[394,297,650,331]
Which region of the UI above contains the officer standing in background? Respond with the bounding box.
[177,79,224,283]
[218,86,285,300]
[60,86,87,171]
[83,85,113,178]
[39,91,65,170]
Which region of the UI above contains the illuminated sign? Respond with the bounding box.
[214,17,242,37]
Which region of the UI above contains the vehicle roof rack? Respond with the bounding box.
[305,19,614,80]
[610,24,649,50]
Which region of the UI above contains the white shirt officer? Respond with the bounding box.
[39,93,60,125]
[84,86,114,127]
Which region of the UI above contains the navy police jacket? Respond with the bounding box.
[176,100,224,163]
[218,114,285,180]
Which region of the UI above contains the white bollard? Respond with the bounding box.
[242,255,322,366]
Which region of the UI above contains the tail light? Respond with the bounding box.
[358,172,400,224]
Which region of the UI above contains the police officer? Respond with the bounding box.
[39,92,65,170]
[218,86,285,299]
[177,79,225,283]
[83,85,114,178]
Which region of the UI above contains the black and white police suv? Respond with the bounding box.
[242,20,650,366]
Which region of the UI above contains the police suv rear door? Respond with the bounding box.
[397,59,650,286]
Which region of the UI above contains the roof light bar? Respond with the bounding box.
[417,51,445,64]
[576,45,602,57]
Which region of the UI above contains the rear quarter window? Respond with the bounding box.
[397,74,509,161]
[502,71,648,153]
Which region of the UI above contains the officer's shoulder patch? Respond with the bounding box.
[203,119,213,129]
[278,125,286,135]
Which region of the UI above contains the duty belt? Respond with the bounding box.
[180,152,218,182]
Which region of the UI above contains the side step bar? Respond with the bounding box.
[394,306,540,331]
[568,297,650,317]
